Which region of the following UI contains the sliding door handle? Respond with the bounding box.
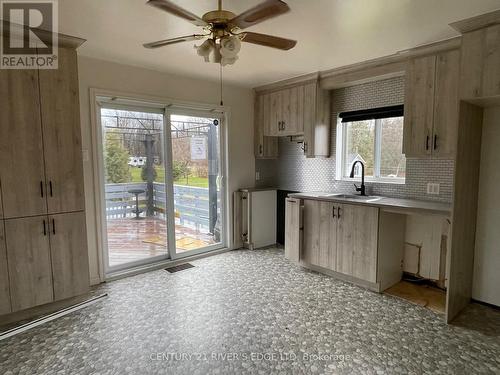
[43,220,47,236]
[49,181,53,197]
[52,219,56,235]
[433,135,437,150]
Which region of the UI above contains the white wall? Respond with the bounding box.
[473,106,500,306]
[77,56,255,284]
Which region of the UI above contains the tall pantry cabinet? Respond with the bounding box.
[0,45,89,315]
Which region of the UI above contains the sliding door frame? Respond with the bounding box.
[89,88,230,280]
[165,108,227,260]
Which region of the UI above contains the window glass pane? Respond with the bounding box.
[344,120,375,177]
[380,116,406,178]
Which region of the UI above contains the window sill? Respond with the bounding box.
[338,177,406,185]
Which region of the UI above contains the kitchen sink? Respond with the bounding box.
[327,194,383,202]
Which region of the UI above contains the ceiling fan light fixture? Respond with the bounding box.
[195,39,215,62]
[219,35,241,58]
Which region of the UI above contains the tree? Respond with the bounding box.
[104,132,131,183]
[172,161,191,181]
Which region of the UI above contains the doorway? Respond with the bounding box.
[97,99,227,274]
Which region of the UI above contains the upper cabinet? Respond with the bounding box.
[459,24,500,100]
[403,49,460,158]
[254,93,278,159]
[254,75,330,158]
[0,47,85,219]
[0,68,48,218]
[39,47,85,214]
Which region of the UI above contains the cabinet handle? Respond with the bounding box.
[282,121,285,130]
[332,206,336,218]
[43,220,47,236]
[52,219,56,235]
[259,144,263,154]
[303,142,308,154]
[426,135,429,150]
[49,181,53,197]
[40,181,44,198]
[433,135,437,150]
[337,207,342,218]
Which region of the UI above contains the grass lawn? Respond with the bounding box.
[129,167,208,187]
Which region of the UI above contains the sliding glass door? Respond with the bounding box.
[166,110,225,259]
[97,99,226,273]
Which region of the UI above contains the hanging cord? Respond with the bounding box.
[220,62,224,106]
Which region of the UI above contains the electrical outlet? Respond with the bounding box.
[255,171,260,181]
[427,183,440,195]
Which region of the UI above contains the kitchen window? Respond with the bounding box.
[336,105,406,183]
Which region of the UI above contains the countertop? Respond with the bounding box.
[288,192,452,216]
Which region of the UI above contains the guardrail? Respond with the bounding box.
[105,182,211,229]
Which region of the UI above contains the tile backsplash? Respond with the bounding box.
[255,77,455,203]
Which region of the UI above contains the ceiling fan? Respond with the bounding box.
[143,0,297,66]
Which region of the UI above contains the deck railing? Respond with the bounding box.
[105,182,212,229]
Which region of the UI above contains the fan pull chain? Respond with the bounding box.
[220,62,224,106]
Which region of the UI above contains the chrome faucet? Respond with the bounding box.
[349,161,366,196]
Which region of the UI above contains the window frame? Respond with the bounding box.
[335,116,406,184]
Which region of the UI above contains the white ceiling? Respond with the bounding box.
[59,0,500,88]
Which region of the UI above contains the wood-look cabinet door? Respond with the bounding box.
[39,47,85,214]
[49,211,89,301]
[303,200,336,270]
[303,82,319,157]
[5,216,53,312]
[254,94,278,159]
[284,198,301,263]
[336,204,378,282]
[460,25,500,99]
[269,91,282,136]
[433,49,460,158]
[281,85,304,136]
[403,55,436,157]
[0,69,47,219]
[0,221,11,315]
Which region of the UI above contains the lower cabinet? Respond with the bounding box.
[293,199,379,284]
[284,198,302,262]
[336,204,379,283]
[303,199,337,269]
[3,211,89,313]
[50,212,89,301]
[5,216,53,312]
[0,220,12,314]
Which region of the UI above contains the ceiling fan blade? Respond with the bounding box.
[143,34,206,49]
[229,0,290,30]
[147,0,208,27]
[240,32,296,50]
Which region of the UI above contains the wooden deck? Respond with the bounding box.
[107,217,216,267]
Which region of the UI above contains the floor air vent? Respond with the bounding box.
[165,263,195,273]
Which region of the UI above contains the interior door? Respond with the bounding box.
[0,68,47,219]
[5,216,53,311]
[166,109,226,259]
[0,221,11,315]
[49,211,90,301]
[39,47,85,214]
